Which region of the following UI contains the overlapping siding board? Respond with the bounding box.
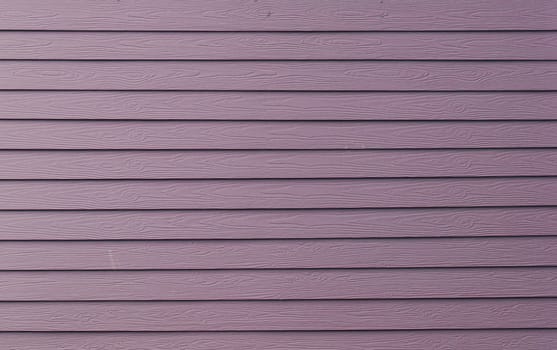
[0,0,556,348]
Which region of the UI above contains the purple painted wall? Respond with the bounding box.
[0,0,556,348]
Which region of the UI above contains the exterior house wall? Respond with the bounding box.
[0,1,556,348]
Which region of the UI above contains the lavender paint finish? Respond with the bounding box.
[2,120,557,149]
[1,0,555,347]
[0,207,556,240]
[2,61,557,90]
[1,0,556,31]
[3,237,557,270]
[3,32,557,60]
[2,299,556,331]
[4,330,557,350]
[1,91,556,120]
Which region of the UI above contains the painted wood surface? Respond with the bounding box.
[1,268,556,300]
[2,61,557,91]
[3,32,557,60]
[4,330,557,350]
[2,149,557,179]
[2,237,555,270]
[0,178,554,210]
[1,120,555,149]
[1,0,555,342]
[2,91,556,120]
[1,0,555,31]
[1,299,555,331]
[0,207,555,240]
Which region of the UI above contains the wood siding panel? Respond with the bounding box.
[2,61,556,91]
[1,0,554,341]
[4,330,557,350]
[1,121,555,149]
[3,32,557,60]
[1,268,556,300]
[1,237,555,270]
[1,0,555,31]
[2,149,557,179]
[0,207,555,240]
[1,299,555,331]
[2,91,555,121]
[0,178,554,210]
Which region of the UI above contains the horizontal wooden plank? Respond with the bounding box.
[1,299,555,331]
[1,268,556,300]
[1,0,555,31]
[2,61,556,91]
[2,32,557,60]
[1,207,556,240]
[1,121,556,149]
[2,237,556,270]
[4,330,557,350]
[2,149,557,179]
[0,178,555,210]
[2,91,555,120]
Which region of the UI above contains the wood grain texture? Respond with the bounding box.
[2,237,555,270]
[2,149,557,179]
[0,178,555,210]
[3,31,557,60]
[1,0,555,31]
[2,91,555,120]
[1,268,556,300]
[3,330,557,350]
[2,61,556,91]
[1,120,556,149]
[2,0,556,339]
[1,299,555,331]
[0,207,556,240]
